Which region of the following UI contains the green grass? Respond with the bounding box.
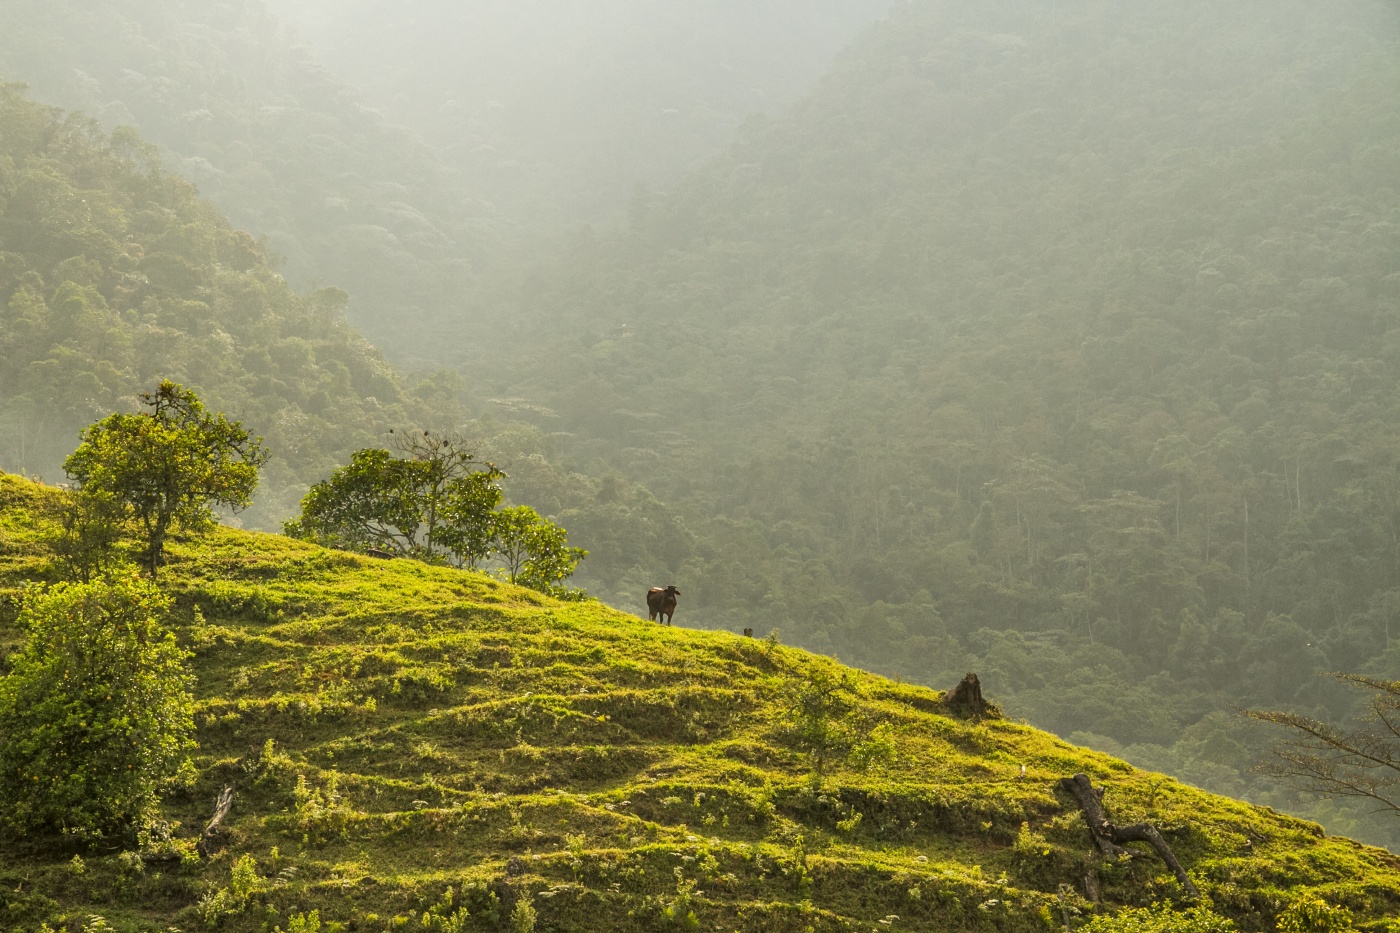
[2,473,1399,932]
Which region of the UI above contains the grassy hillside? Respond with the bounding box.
[2,472,1399,932]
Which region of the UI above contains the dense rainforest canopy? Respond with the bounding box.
[0,0,493,360]
[448,0,1400,846]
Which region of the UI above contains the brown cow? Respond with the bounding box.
[646,585,680,625]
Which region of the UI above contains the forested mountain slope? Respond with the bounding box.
[0,86,440,526]
[458,0,1400,846]
[265,0,895,226]
[3,473,1400,932]
[0,0,492,359]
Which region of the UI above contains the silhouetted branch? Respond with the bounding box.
[1247,673,1400,815]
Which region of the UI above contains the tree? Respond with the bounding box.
[287,438,585,592]
[63,381,268,576]
[0,573,196,842]
[285,432,505,566]
[284,447,426,555]
[492,505,587,593]
[387,430,490,556]
[1247,673,1400,816]
[437,468,505,569]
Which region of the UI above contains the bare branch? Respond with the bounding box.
[1248,674,1400,815]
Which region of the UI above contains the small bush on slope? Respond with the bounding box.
[1081,903,1236,933]
[0,571,195,842]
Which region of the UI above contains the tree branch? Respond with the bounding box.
[1058,773,1198,899]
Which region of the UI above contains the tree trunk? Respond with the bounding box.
[1058,773,1198,898]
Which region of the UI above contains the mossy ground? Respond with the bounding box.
[2,474,1399,933]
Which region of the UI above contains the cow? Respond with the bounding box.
[647,585,680,625]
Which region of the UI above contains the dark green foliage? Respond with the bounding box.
[437,469,506,570]
[49,487,126,582]
[286,439,582,591]
[285,433,503,562]
[0,572,195,843]
[64,381,267,575]
[0,0,491,360]
[285,448,431,556]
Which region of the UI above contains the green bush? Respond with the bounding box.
[49,488,128,583]
[510,894,537,933]
[1080,903,1235,933]
[1277,892,1354,933]
[0,573,196,842]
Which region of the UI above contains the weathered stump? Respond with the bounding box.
[493,855,526,912]
[1058,773,1198,899]
[943,672,994,720]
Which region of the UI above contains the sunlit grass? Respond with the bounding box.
[1,473,1398,932]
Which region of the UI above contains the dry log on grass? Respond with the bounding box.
[1058,773,1198,899]
[196,786,235,858]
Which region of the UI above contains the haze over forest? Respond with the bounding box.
[2,0,1400,855]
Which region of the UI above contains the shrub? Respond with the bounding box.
[510,894,537,933]
[278,911,321,933]
[1277,891,1354,933]
[0,573,196,842]
[1080,902,1235,933]
[50,488,127,583]
[775,666,857,783]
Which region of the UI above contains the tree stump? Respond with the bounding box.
[1057,773,1198,899]
[943,672,995,720]
[493,855,526,912]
